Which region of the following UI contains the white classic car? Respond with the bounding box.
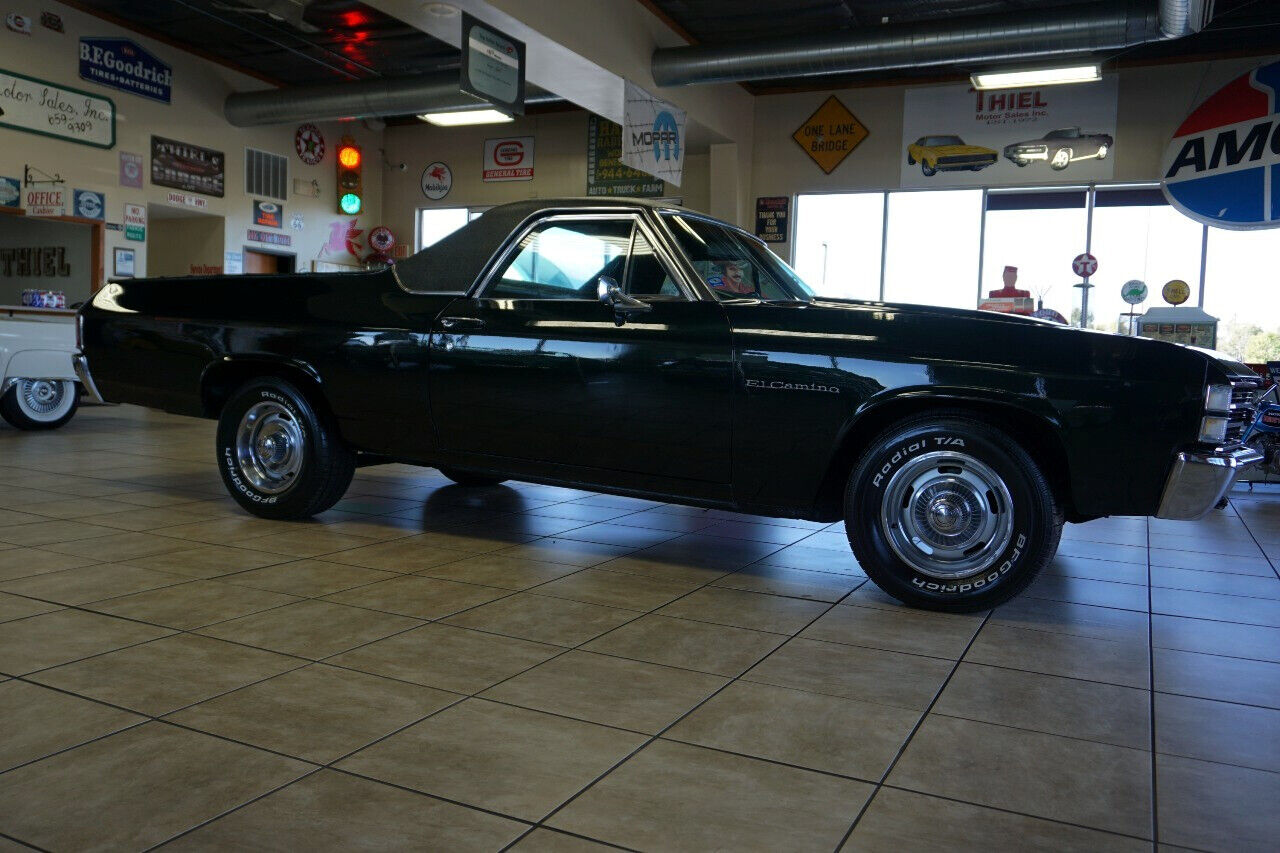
[0,310,82,429]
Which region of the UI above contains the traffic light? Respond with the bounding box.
[336,136,363,215]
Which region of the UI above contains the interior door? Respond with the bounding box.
[428,214,733,494]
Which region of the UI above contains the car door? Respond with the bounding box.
[427,212,733,497]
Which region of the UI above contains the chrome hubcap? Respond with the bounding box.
[19,379,66,416]
[234,402,304,494]
[880,451,1015,580]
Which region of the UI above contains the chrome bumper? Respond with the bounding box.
[1156,446,1263,520]
[72,354,106,404]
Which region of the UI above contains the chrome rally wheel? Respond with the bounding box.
[234,401,305,494]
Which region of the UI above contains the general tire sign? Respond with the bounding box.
[1163,60,1280,229]
[483,137,534,181]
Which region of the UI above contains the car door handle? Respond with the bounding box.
[439,316,485,330]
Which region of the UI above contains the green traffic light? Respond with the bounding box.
[339,192,362,215]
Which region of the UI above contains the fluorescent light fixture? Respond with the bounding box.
[418,109,513,126]
[970,64,1101,90]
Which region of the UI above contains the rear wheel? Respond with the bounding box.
[845,413,1062,612]
[921,160,937,177]
[440,468,508,487]
[215,378,354,519]
[0,379,78,430]
[1050,148,1072,170]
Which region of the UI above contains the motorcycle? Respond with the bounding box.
[1242,361,1280,477]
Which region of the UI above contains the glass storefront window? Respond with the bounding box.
[981,191,1088,326]
[792,193,884,299]
[883,189,983,309]
[1204,228,1280,362]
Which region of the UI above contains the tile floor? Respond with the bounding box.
[1,405,1278,851]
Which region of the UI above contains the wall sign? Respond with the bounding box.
[24,188,66,217]
[295,123,325,165]
[0,175,19,208]
[483,136,534,182]
[1121,280,1148,305]
[40,12,63,33]
[1162,60,1280,230]
[1,248,70,277]
[421,162,452,200]
[290,212,304,231]
[152,136,224,197]
[5,13,30,34]
[460,12,525,115]
[119,151,143,188]
[0,68,115,149]
[124,203,146,241]
[113,247,135,277]
[1072,252,1098,278]
[901,76,1118,189]
[587,115,663,197]
[253,200,283,229]
[621,81,686,187]
[165,190,207,210]
[80,38,172,104]
[224,252,243,274]
[754,196,790,243]
[73,189,105,220]
[247,229,291,247]
[368,226,395,254]
[1163,279,1191,306]
[793,96,868,175]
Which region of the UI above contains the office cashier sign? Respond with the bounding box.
[1162,60,1280,229]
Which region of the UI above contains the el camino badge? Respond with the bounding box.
[746,379,839,394]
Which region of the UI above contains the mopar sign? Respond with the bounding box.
[634,111,680,162]
[80,38,172,104]
[1162,61,1280,229]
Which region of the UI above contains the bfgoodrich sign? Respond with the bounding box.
[80,38,172,104]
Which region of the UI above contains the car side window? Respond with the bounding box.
[626,228,682,298]
[488,219,634,300]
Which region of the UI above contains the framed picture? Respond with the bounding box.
[113,247,135,278]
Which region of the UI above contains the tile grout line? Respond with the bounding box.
[1147,514,1159,852]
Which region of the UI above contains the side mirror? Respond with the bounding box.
[597,276,652,325]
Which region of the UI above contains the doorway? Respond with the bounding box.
[146,205,225,277]
[0,209,103,306]
[243,249,296,274]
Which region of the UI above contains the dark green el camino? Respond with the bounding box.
[75,199,1262,611]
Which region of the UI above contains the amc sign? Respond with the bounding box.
[483,136,534,182]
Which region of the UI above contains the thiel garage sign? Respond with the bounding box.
[1162,60,1280,229]
[80,38,172,104]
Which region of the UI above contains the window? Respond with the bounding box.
[244,148,288,201]
[1204,228,1280,361]
[488,218,633,300]
[982,190,1089,325]
[792,193,884,299]
[664,213,812,301]
[626,228,681,297]
[883,189,983,308]
[418,208,471,250]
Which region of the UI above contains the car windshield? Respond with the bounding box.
[1047,128,1080,138]
[922,136,964,146]
[663,213,814,302]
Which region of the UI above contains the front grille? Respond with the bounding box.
[937,154,994,166]
[1226,378,1262,444]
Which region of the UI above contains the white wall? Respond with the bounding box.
[0,1,382,284]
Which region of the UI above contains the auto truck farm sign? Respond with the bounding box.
[1162,60,1280,230]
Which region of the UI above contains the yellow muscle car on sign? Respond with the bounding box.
[907,135,999,176]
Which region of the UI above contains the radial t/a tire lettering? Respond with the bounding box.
[215,378,355,520]
[845,412,1062,612]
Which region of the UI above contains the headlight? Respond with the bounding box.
[1199,416,1228,443]
[1204,384,1232,412]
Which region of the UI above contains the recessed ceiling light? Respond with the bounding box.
[970,64,1102,90]
[418,109,514,126]
[424,2,459,16]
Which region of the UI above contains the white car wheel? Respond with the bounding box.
[1050,148,1072,170]
[1096,144,1108,160]
[1,379,78,430]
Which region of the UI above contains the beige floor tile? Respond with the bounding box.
[888,715,1152,838]
[1045,554,1149,585]
[168,664,459,763]
[845,787,1148,852]
[550,739,871,850]
[329,622,560,694]
[152,516,297,545]
[1151,614,1280,663]
[1152,586,1280,628]
[41,531,194,561]
[0,609,172,675]
[1153,647,1280,708]
[0,547,101,582]
[338,698,646,821]
[534,567,698,611]
[757,543,864,575]
[583,613,785,676]
[0,722,309,851]
[966,623,1150,688]
[0,681,144,772]
[0,591,60,623]
[1026,573,1151,611]
[482,650,726,733]
[79,506,211,532]
[164,770,526,851]
[498,538,636,568]
[667,680,919,779]
[222,559,397,597]
[509,828,618,852]
[0,563,188,605]
[324,538,473,572]
[0,519,120,547]
[745,638,952,710]
[0,509,49,528]
[198,599,421,659]
[408,527,538,554]
[444,592,638,647]
[1155,693,1280,772]
[592,553,732,585]
[323,574,507,620]
[801,602,982,659]
[991,595,1150,642]
[713,563,864,602]
[1149,564,1280,599]
[1156,754,1280,851]
[87,580,299,630]
[657,586,829,634]
[236,528,380,558]
[124,545,289,578]
[417,552,583,589]
[32,633,303,715]
[934,662,1151,749]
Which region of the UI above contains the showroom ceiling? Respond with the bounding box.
[647,0,1280,89]
[63,0,460,85]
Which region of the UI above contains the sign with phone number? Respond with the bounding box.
[0,68,115,149]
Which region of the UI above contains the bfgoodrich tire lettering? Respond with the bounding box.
[846,412,1062,612]
[215,378,355,520]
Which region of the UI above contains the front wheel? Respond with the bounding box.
[921,161,937,177]
[215,378,354,519]
[1050,148,1072,170]
[845,413,1062,612]
[0,379,78,430]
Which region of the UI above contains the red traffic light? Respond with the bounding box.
[338,145,361,169]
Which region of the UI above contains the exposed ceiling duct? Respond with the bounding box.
[224,71,561,127]
[651,0,1215,87]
